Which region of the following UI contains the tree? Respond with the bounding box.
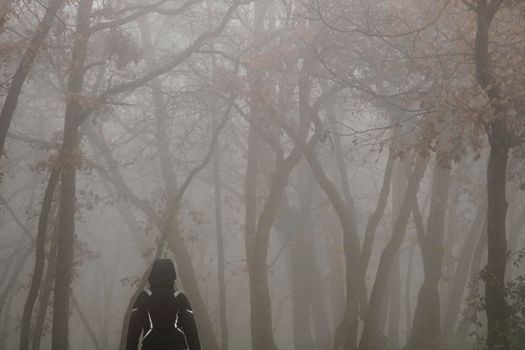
[0,0,64,162]
[474,1,510,348]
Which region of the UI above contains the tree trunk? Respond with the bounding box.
[473,1,509,347]
[404,238,416,341]
[455,219,487,341]
[0,0,64,159]
[301,143,361,350]
[0,244,33,317]
[276,192,316,350]
[51,1,93,349]
[290,227,316,350]
[484,135,509,349]
[275,201,305,349]
[0,244,22,299]
[386,155,407,349]
[300,168,332,349]
[327,218,346,333]
[294,168,317,350]
[276,185,332,350]
[359,154,394,309]
[247,145,305,350]
[328,104,394,327]
[441,180,460,312]
[242,2,284,348]
[0,274,17,349]
[213,125,229,350]
[358,153,428,350]
[51,92,79,350]
[283,91,362,350]
[19,169,59,350]
[164,173,221,350]
[244,112,261,347]
[246,75,311,350]
[33,219,60,350]
[310,246,333,350]
[327,104,360,274]
[406,160,451,350]
[508,203,525,254]
[387,257,401,349]
[443,206,485,337]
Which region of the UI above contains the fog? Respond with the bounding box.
[1,0,525,350]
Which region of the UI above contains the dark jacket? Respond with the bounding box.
[126,288,201,350]
[126,259,200,350]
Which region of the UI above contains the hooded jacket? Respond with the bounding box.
[126,259,201,350]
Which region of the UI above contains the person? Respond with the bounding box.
[126,259,201,350]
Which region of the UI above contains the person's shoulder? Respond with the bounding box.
[138,289,153,297]
[173,289,188,300]
[134,289,151,307]
[173,289,185,299]
[173,290,192,307]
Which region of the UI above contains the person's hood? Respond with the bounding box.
[148,259,176,289]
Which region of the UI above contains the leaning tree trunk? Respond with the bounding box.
[387,257,401,349]
[0,249,17,298]
[276,192,316,350]
[404,238,416,339]
[310,246,333,349]
[327,104,366,325]
[443,206,485,337]
[406,156,451,350]
[301,138,361,350]
[455,220,487,341]
[247,144,305,350]
[358,153,428,350]
[0,273,17,349]
[441,180,460,313]
[290,222,316,350]
[0,0,64,159]
[294,168,317,350]
[51,88,80,350]
[19,169,59,350]
[278,92,363,350]
[359,154,394,312]
[298,169,332,349]
[33,218,60,350]
[0,244,33,317]
[51,1,93,349]
[243,3,278,348]
[245,69,311,350]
